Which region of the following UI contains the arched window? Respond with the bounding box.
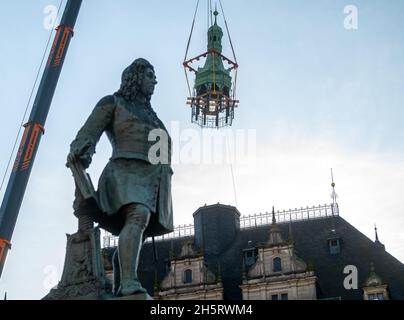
[184,269,192,284]
[273,257,282,272]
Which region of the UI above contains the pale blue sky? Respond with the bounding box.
[0,0,403,299]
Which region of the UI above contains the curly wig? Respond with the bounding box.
[115,58,155,106]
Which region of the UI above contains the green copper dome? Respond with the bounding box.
[207,10,223,52]
[194,10,232,96]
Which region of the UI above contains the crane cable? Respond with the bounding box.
[218,0,238,101]
[183,0,200,98]
[211,1,216,96]
[218,0,237,64]
[209,0,213,27]
[0,0,64,194]
[225,133,238,207]
[218,0,238,205]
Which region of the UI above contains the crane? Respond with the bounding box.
[0,0,83,279]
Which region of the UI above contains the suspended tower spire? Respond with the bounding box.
[183,0,239,128]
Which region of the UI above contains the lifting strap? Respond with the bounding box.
[184,0,200,97]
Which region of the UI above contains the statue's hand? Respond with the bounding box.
[66,152,76,168]
[66,151,92,169]
[66,140,94,169]
[78,152,93,168]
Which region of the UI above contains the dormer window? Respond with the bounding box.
[184,269,192,284]
[328,237,341,254]
[273,257,282,272]
[243,247,256,268]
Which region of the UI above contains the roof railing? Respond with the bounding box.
[102,203,339,248]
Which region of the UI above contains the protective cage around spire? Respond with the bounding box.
[183,0,239,129]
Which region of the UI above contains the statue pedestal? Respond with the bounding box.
[109,292,153,300]
[43,227,111,300]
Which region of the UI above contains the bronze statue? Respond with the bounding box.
[67,58,173,297]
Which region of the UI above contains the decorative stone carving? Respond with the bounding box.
[43,227,111,300]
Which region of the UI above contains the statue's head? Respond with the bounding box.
[115,58,157,105]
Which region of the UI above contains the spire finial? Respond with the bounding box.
[329,169,338,233]
[213,3,219,25]
[374,224,380,242]
[330,168,338,206]
[268,206,284,245]
[330,168,339,220]
[373,224,385,250]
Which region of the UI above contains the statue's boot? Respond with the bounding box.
[112,236,148,296]
[117,204,151,296]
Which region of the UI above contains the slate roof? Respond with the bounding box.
[103,206,404,300]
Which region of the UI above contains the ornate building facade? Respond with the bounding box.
[157,240,223,300]
[102,203,404,300]
[240,209,317,300]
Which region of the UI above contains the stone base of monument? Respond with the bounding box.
[43,227,111,300]
[108,292,153,300]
